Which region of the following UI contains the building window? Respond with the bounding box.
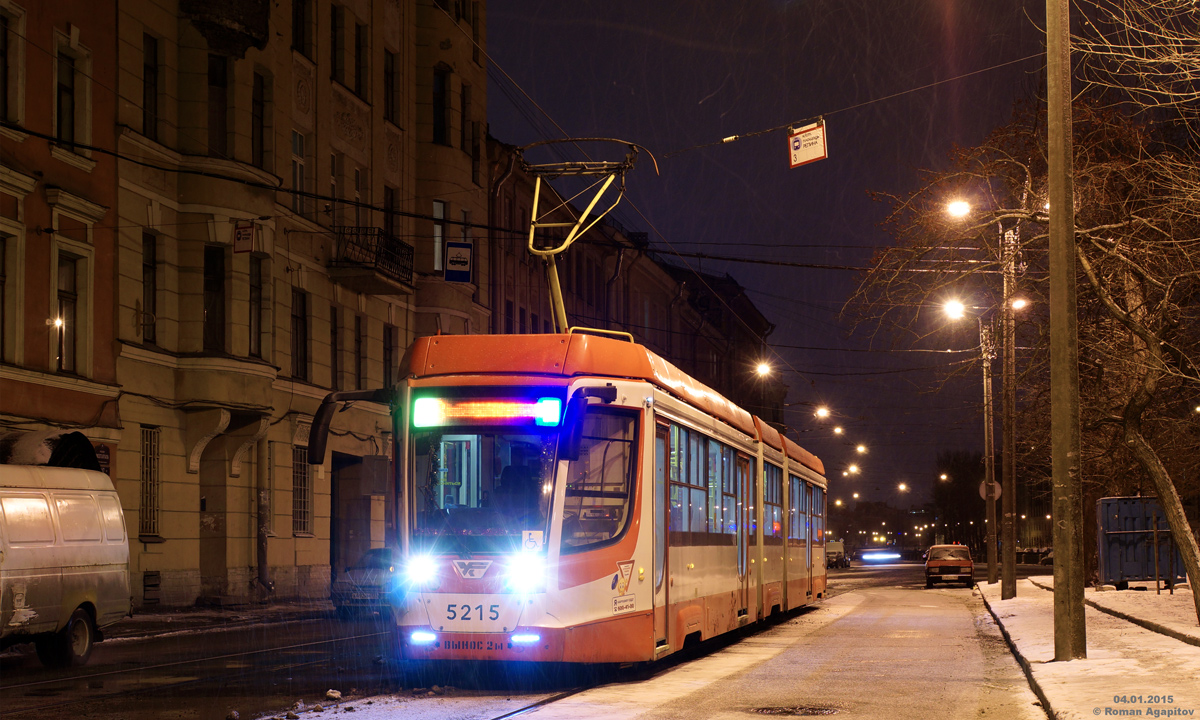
[291,130,308,217]
[249,255,263,358]
[330,5,344,84]
[471,2,481,65]
[329,152,341,221]
[291,0,311,57]
[291,288,308,381]
[383,51,398,124]
[55,253,78,373]
[0,235,6,360]
[329,305,340,390]
[251,72,268,169]
[432,200,445,271]
[353,167,364,226]
[519,307,526,334]
[504,300,513,334]
[207,54,228,157]
[0,15,10,122]
[383,323,396,387]
[292,445,312,535]
[142,34,158,141]
[203,246,225,353]
[531,313,539,334]
[460,84,471,154]
[139,426,160,536]
[142,233,157,345]
[55,52,75,144]
[432,67,448,145]
[353,314,364,389]
[383,185,398,237]
[353,22,368,98]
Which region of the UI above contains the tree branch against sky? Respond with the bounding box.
[848,95,1200,623]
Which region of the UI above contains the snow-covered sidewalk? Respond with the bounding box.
[980,577,1200,720]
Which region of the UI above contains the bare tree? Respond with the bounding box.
[849,99,1200,623]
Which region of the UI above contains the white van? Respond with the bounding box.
[0,465,131,666]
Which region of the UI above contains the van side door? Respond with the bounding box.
[0,493,62,634]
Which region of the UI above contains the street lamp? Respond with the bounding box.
[947,199,1025,599]
[815,406,830,419]
[856,444,866,454]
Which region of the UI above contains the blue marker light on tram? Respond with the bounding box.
[533,397,561,426]
[410,631,438,645]
[510,633,541,644]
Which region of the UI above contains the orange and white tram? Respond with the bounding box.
[311,330,828,664]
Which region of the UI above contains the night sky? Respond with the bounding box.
[485,0,1048,504]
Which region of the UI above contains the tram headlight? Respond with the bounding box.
[505,553,546,594]
[405,555,438,586]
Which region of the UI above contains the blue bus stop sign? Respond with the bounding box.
[445,242,472,283]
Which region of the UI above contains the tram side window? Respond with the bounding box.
[812,486,825,543]
[788,474,806,544]
[763,463,783,539]
[561,409,637,552]
[668,424,707,534]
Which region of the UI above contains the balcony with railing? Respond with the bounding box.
[328,227,416,295]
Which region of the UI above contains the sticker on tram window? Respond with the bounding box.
[615,560,634,595]
[613,595,635,614]
[522,530,544,551]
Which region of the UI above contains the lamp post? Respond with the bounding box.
[947,300,999,584]
[946,201,1024,594]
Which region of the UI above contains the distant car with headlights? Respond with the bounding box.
[925,544,974,588]
[331,547,399,618]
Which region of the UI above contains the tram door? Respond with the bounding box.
[653,424,670,650]
[736,455,751,618]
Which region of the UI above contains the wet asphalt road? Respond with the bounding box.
[0,562,1052,720]
[0,611,399,719]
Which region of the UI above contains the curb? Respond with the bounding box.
[1026,577,1200,649]
[976,585,1056,720]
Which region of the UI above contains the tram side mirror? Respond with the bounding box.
[560,385,617,462]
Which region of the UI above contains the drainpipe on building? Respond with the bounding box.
[256,437,273,596]
[604,248,625,329]
[489,151,517,333]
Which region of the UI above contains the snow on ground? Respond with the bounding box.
[1041,578,1199,645]
[979,579,1200,720]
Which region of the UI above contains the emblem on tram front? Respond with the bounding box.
[452,560,493,579]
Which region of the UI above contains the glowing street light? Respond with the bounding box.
[755,362,771,377]
[856,444,866,454]
[944,300,966,320]
[833,426,844,435]
[947,200,971,218]
[1011,298,1028,310]
[815,406,830,419]
[897,483,908,492]
[852,492,860,499]
[847,464,859,474]
[939,473,949,481]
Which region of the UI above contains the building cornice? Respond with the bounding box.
[45,186,108,223]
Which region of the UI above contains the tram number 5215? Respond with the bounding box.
[446,603,500,621]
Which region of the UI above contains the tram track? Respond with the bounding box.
[0,630,392,718]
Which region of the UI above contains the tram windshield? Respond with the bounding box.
[411,429,557,553]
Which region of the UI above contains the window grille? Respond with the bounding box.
[292,445,312,535]
[139,426,161,535]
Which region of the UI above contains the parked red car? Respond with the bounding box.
[924,544,974,588]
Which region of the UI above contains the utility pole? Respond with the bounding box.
[1046,0,1087,660]
[981,321,998,585]
[1001,226,1017,599]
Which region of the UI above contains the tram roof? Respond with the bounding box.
[407,333,825,477]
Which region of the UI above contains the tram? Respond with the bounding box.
[309,329,828,664]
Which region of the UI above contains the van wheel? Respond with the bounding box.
[36,608,95,667]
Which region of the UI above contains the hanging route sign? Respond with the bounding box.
[788,120,828,168]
